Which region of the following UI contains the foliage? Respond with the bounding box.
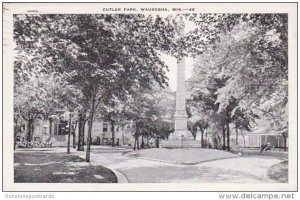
[188,14,288,150]
[13,13,288,155]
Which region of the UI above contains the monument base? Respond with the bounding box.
[168,130,194,141]
[161,131,202,148]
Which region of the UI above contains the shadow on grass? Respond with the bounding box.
[14,152,117,183]
[267,161,288,183]
[121,165,267,183]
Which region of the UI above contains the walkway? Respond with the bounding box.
[78,146,284,183]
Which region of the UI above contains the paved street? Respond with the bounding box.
[73,146,285,183]
[14,147,286,183]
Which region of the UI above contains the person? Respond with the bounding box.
[260,142,273,153]
[265,142,273,151]
[260,142,268,153]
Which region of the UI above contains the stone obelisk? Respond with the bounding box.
[167,17,193,142]
[174,56,188,131]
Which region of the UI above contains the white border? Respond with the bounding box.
[2,2,297,191]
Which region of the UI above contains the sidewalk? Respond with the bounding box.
[83,146,284,183]
[15,146,286,183]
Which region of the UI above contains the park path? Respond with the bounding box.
[76,146,283,183]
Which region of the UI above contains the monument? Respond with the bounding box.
[161,17,201,148]
[167,54,194,141]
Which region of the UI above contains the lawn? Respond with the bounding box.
[14,151,117,183]
[126,148,239,164]
[267,160,288,183]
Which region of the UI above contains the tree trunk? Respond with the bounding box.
[226,123,230,151]
[146,135,149,148]
[122,126,125,146]
[222,124,226,150]
[14,117,19,150]
[73,121,77,148]
[200,127,204,148]
[67,113,72,154]
[72,133,76,148]
[134,133,137,151]
[27,118,34,142]
[32,124,35,140]
[111,120,115,147]
[242,133,246,148]
[284,137,287,152]
[137,135,140,150]
[86,115,94,162]
[77,117,82,151]
[134,122,139,151]
[82,121,85,146]
[192,128,196,140]
[86,91,96,162]
[235,127,239,145]
[27,120,31,142]
[77,114,85,151]
[141,134,145,148]
[134,137,136,151]
[49,118,52,135]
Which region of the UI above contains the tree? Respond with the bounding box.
[188,14,287,151]
[187,97,209,143]
[98,95,127,147]
[14,73,65,142]
[14,13,287,156]
[119,83,175,150]
[14,14,177,161]
[65,14,175,161]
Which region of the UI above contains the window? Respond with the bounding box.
[103,123,108,132]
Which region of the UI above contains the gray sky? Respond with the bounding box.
[161,53,194,91]
[160,18,196,91]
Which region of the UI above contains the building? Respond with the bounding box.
[15,115,136,147]
[237,128,288,150]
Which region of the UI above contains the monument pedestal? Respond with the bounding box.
[162,130,201,148]
[161,132,202,148]
[168,130,194,141]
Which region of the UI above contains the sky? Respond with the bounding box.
[160,18,196,92]
[161,53,194,92]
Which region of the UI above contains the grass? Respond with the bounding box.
[126,148,239,164]
[14,151,117,183]
[267,160,288,183]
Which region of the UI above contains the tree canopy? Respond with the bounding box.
[13,13,288,156]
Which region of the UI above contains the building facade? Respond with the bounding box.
[15,117,136,147]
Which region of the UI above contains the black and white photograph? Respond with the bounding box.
[2,2,297,192]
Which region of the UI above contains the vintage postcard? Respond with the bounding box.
[2,2,297,191]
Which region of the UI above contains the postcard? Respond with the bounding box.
[2,2,297,191]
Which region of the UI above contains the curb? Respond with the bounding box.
[77,154,129,183]
[111,169,129,183]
